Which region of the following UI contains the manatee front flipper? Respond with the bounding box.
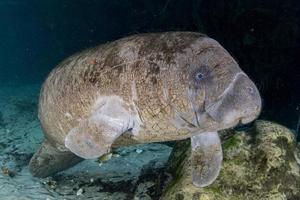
[65,97,134,159]
[64,117,120,159]
[191,131,223,187]
[29,139,83,178]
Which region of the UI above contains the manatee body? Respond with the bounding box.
[29,32,261,187]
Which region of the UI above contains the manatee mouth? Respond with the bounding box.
[241,115,256,124]
[235,120,255,131]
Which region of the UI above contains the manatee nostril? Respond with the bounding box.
[246,86,254,94]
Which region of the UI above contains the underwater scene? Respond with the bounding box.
[0,0,299,199]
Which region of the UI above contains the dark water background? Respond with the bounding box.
[0,0,299,132]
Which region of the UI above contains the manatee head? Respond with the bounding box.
[185,37,261,131]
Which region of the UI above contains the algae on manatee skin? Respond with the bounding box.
[161,120,300,200]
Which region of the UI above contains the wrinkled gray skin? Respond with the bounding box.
[29,32,261,187]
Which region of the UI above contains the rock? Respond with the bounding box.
[76,188,84,196]
[161,120,300,200]
[136,149,144,154]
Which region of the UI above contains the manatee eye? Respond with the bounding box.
[195,72,204,80]
[191,65,210,88]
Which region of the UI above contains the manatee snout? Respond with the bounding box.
[206,72,261,128]
[235,73,261,124]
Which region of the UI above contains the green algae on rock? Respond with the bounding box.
[161,120,300,200]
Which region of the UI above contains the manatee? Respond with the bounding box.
[29,32,261,187]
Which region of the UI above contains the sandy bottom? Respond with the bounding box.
[0,84,172,200]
